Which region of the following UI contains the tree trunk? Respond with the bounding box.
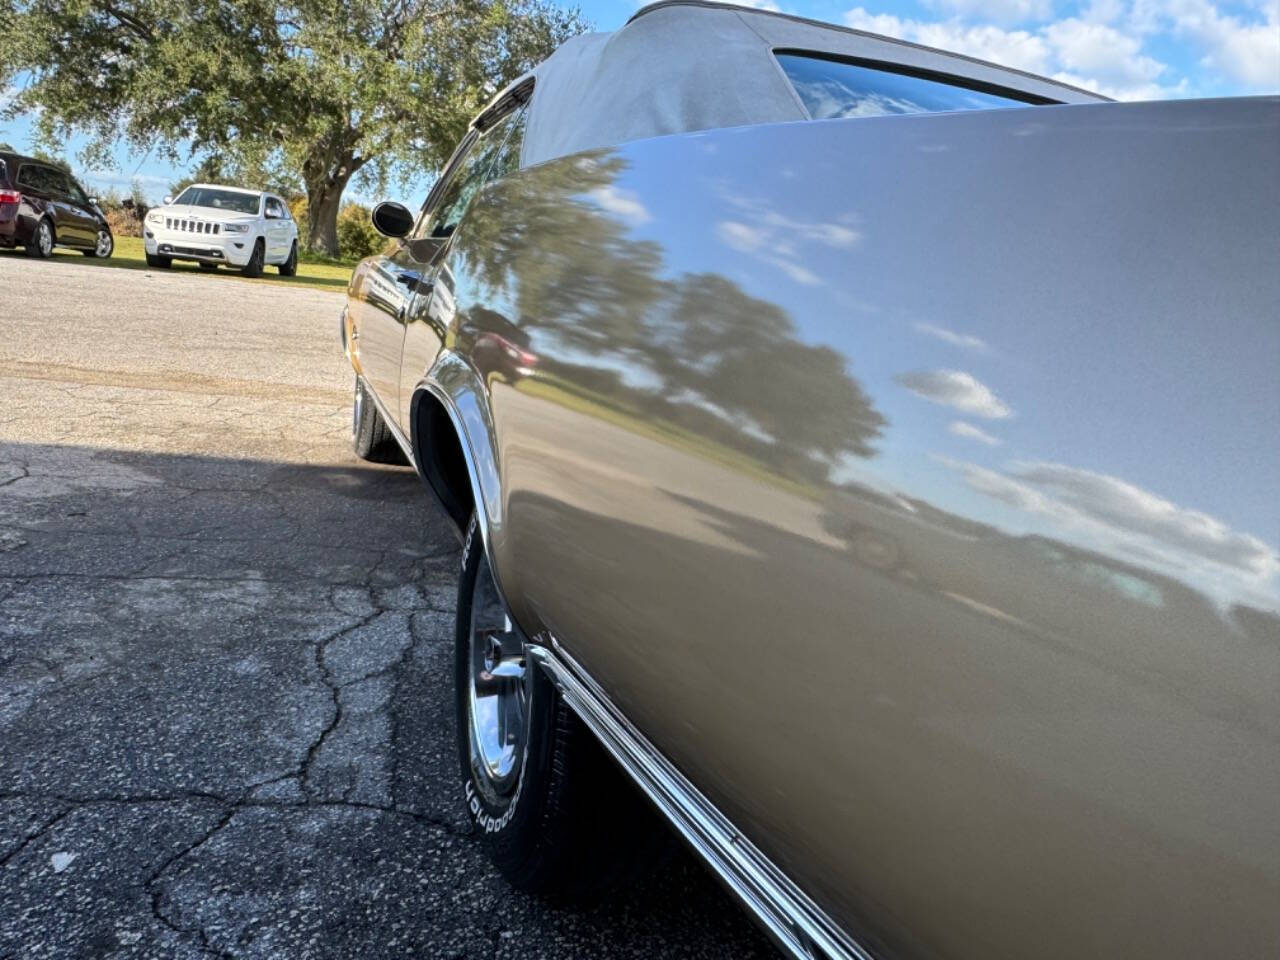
[306,183,344,258]
[303,149,362,258]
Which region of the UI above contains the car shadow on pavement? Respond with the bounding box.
[0,441,778,959]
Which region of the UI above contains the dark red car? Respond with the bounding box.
[0,151,113,259]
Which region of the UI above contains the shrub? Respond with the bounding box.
[336,203,384,261]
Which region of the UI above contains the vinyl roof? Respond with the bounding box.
[516,0,1106,168]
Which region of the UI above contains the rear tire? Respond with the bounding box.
[278,240,298,276]
[351,376,406,464]
[240,238,264,278]
[145,253,172,269]
[25,218,53,258]
[455,515,670,899]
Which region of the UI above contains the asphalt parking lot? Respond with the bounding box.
[0,253,776,959]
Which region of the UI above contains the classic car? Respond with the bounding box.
[142,183,299,277]
[0,150,113,259]
[340,3,1280,958]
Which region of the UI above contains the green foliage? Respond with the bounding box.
[336,204,385,261]
[1,0,586,254]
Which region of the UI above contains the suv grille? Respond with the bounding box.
[165,218,220,235]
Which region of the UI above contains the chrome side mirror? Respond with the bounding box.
[371,201,415,238]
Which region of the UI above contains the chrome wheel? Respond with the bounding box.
[95,229,112,257]
[37,221,52,256]
[466,550,529,800]
[352,377,363,438]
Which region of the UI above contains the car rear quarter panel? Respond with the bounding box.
[428,96,1280,960]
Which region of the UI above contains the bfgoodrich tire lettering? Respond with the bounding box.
[454,514,670,898]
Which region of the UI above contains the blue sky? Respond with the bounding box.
[1,0,1276,202]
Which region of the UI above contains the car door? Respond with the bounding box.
[263,196,290,261]
[397,105,528,428]
[62,175,101,245]
[17,164,77,244]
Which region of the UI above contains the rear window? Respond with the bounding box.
[775,52,1045,120]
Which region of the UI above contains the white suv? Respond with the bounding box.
[143,183,299,278]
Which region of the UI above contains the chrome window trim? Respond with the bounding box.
[527,638,877,960]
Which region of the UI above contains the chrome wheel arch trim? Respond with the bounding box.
[413,351,505,553]
[528,637,877,960]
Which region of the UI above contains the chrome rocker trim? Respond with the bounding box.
[527,638,877,960]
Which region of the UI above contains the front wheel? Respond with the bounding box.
[198,262,219,272]
[455,515,669,898]
[351,376,406,464]
[145,253,172,269]
[83,228,113,258]
[277,240,298,276]
[240,238,264,278]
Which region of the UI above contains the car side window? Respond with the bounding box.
[17,164,53,193]
[66,177,90,205]
[774,52,1044,119]
[418,105,527,241]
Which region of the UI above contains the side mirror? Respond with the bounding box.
[162,195,173,205]
[371,201,414,239]
[88,197,99,206]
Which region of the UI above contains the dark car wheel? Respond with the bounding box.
[145,253,172,269]
[455,514,669,898]
[240,238,265,278]
[351,376,407,464]
[82,228,113,258]
[25,218,54,259]
[278,241,298,276]
[198,262,219,272]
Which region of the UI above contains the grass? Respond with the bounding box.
[514,374,822,502]
[1,235,356,293]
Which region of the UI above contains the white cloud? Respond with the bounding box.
[950,420,1003,445]
[926,0,1053,25]
[716,200,859,287]
[1163,0,1280,89]
[943,457,1280,603]
[587,184,651,224]
[842,5,1189,99]
[914,322,988,351]
[896,369,1014,418]
[1014,461,1278,576]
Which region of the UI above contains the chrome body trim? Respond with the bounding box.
[528,638,876,960]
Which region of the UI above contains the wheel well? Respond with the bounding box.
[411,390,474,536]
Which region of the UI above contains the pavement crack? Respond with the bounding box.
[146,807,237,960]
[0,806,72,869]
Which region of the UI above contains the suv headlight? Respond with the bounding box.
[145,210,163,224]
[222,223,250,234]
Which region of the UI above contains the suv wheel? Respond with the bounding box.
[25,219,54,259]
[455,515,669,898]
[240,238,265,278]
[145,253,172,269]
[278,241,298,276]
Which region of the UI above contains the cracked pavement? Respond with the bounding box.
[0,254,777,958]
